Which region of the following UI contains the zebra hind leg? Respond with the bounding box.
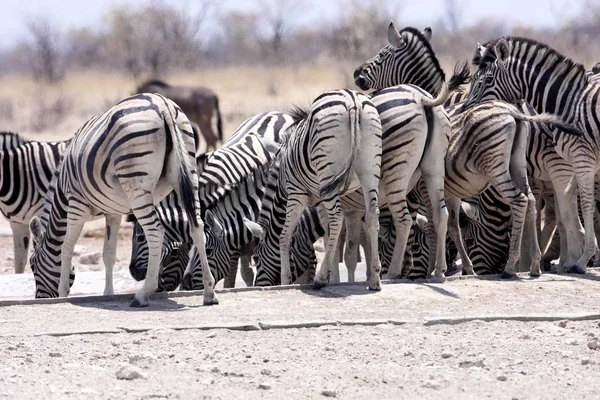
[314,197,345,289]
[491,173,530,279]
[343,210,364,283]
[102,215,121,296]
[188,221,218,305]
[10,222,30,274]
[422,173,450,278]
[130,204,165,307]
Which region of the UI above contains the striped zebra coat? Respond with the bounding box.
[0,132,69,274]
[28,93,216,307]
[463,37,600,275]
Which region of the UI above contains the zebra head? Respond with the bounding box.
[29,216,75,298]
[179,209,229,291]
[458,192,510,275]
[354,21,440,92]
[462,38,521,110]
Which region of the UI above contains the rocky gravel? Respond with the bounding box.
[1,272,600,399]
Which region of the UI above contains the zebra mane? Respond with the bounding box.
[473,37,586,78]
[39,138,72,228]
[0,131,22,139]
[398,26,446,82]
[288,105,309,124]
[140,79,170,88]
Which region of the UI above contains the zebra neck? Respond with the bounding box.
[40,176,69,257]
[510,43,587,122]
[398,61,444,97]
[397,40,445,96]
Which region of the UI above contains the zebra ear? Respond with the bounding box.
[387,20,405,48]
[495,38,510,65]
[196,151,212,175]
[29,216,45,246]
[243,218,265,241]
[460,202,479,222]
[204,210,223,237]
[422,26,432,42]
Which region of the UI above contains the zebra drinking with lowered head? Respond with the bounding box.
[28,93,216,307]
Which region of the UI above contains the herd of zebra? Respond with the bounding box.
[2,21,600,307]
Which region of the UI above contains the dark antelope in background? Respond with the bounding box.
[136,79,223,150]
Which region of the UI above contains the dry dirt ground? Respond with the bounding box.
[2,271,600,399]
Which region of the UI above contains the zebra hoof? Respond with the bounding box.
[501,270,517,279]
[567,264,587,275]
[542,259,554,272]
[313,280,327,290]
[129,297,148,308]
[203,296,219,306]
[368,283,382,291]
[529,269,541,278]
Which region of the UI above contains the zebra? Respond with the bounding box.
[244,90,384,290]
[126,111,294,290]
[28,93,216,307]
[462,36,600,275]
[354,23,585,277]
[0,132,69,274]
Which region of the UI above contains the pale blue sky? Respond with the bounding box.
[0,0,582,49]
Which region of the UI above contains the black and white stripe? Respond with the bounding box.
[28,93,216,307]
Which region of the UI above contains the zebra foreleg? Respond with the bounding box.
[10,222,30,274]
[223,253,241,289]
[60,209,91,297]
[446,197,474,275]
[569,170,597,274]
[280,194,309,285]
[102,215,121,296]
[239,246,255,287]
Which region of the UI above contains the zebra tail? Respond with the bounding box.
[507,109,585,137]
[421,62,470,108]
[164,108,201,229]
[319,100,360,198]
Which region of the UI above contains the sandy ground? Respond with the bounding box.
[2,272,600,399]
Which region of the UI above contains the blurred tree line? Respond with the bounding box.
[2,0,600,84]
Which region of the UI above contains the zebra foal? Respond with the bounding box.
[28,93,216,307]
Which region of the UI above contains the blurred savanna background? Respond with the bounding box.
[0,0,598,146]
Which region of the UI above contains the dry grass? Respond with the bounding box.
[0,63,352,143]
